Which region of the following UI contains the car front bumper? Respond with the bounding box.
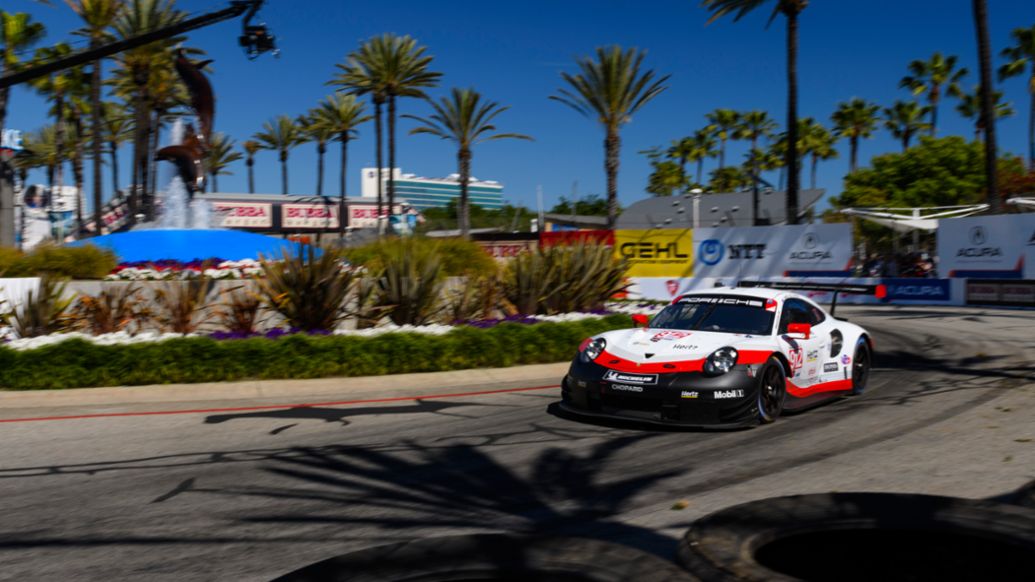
[561,357,761,428]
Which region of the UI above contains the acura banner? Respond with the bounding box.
[692,223,853,280]
[937,214,1035,279]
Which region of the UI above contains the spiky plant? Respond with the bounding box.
[1,276,76,338]
[153,279,216,334]
[217,287,263,335]
[69,283,150,335]
[504,249,560,315]
[257,246,357,331]
[373,238,445,326]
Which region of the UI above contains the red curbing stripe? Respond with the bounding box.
[0,384,561,424]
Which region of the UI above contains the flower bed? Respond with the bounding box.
[0,315,634,390]
[105,259,265,280]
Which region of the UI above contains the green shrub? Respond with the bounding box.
[0,315,632,390]
[6,244,117,279]
[0,246,23,277]
[344,237,497,278]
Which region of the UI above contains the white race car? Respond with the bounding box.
[561,282,880,428]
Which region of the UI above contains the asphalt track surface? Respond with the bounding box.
[0,307,1033,580]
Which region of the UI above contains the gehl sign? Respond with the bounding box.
[618,242,689,259]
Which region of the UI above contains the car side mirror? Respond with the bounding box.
[632,314,650,328]
[787,323,811,340]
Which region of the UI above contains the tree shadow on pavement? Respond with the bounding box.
[221,435,693,559]
[203,399,487,434]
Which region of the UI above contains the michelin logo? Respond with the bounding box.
[603,370,658,385]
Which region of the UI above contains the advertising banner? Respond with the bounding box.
[630,276,962,305]
[282,203,339,229]
[211,202,273,229]
[613,229,694,278]
[347,204,403,228]
[937,214,1035,278]
[691,223,854,280]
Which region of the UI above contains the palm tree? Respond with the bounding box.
[1,11,46,135]
[703,0,809,224]
[972,0,1000,210]
[999,25,1035,169]
[111,0,185,223]
[706,108,741,168]
[956,85,1014,141]
[333,34,441,226]
[102,102,131,198]
[800,118,838,190]
[254,115,303,195]
[646,160,686,196]
[242,139,260,193]
[899,52,967,136]
[739,109,777,196]
[204,132,242,192]
[551,46,669,228]
[23,126,62,203]
[310,93,370,234]
[831,98,880,172]
[406,88,531,237]
[65,0,124,235]
[883,101,932,151]
[298,113,335,198]
[686,129,717,185]
[30,43,83,210]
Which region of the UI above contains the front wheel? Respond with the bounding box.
[757,358,787,424]
[851,338,871,395]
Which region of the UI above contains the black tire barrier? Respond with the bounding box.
[677,492,1035,581]
[274,533,700,582]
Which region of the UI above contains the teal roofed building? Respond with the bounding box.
[360,168,504,211]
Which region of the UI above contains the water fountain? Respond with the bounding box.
[68,52,301,263]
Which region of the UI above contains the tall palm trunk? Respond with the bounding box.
[696,158,703,185]
[53,91,66,204]
[90,45,104,235]
[279,150,288,195]
[131,86,149,226]
[810,154,818,190]
[972,0,999,211]
[929,89,940,137]
[211,174,218,192]
[458,147,471,238]
[718,138,726,169]
[1028,75,1034,169]
[339,132,349,234]
[604,128,620,229]
[316,142,325,197]
[902,132,911,152]
[0,87,9,135]
[72,131,85,232]
[785,9,800,225]
[108,140,119,201]
[374,98,384,223]
[147,110,161,213]
[849,136,859,172]
[387,94,397,229]
[246,154,254,193]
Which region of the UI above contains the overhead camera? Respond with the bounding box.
[239,24,278,59]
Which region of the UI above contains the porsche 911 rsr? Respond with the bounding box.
[560,285,874,428]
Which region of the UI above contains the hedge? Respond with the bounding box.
[0,315,632,390]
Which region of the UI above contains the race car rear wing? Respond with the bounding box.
[736,281,887,317]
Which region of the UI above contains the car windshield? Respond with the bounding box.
[650,295,775,335]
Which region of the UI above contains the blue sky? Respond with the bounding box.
[5,0,1035,212]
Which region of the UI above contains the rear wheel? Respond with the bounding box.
[851,338,871,395]
[757,358,786,424]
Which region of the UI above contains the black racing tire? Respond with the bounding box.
[850,337,871,395]
[274,533,699,582]
[756,358,786,424]
[676,492,1035,582]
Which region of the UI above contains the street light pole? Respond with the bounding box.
[690,188,703,229]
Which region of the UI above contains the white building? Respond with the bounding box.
[360,168,504,210]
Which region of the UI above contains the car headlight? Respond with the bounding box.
[581,337,606,362]
[704,347,738,375]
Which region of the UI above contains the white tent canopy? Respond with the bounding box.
[840,205,989,233]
